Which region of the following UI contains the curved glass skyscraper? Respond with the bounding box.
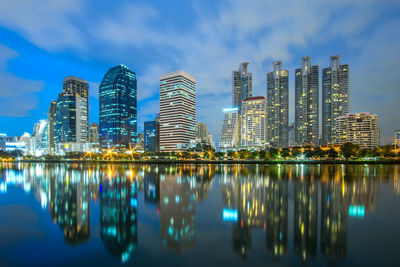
[99,65,137,149]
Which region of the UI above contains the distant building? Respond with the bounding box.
[295,57,319,146]
[89,123,99,143]
[395,130,400,149]
[267,61,289,148]
[99,65,137,150]
[136,133,144,152]
[28,119,50,156]
[240,97,267,150]
[322,55,349,145]
[192,122,215,149]
[48,101,57,154]
[288,123,295,147]
[232,62,252,109]
[219,107,240,152]
[144,119,160,152]
[159,70,196,152]
[335,112,379,149]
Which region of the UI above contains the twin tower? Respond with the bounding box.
[220,56,349,151]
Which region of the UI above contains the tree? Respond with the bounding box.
[314,147,326,158]
[359,148,369,158]
[259,150,267,159]
[269,148,279,159]
[249,151,259,159]
[214,152,225,159]
[280,148,290,158]
[291,147,301,158]
[304,149,314,159]
[227,150,236,159]
[382,145,395,157]
[239,149,250,159]
[340,142,360,159]
[327,148,338,159]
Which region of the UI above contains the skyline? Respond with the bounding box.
[0,0,400,144]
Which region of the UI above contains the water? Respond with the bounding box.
[0,163,399,266]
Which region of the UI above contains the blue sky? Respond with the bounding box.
[0,0,399,144]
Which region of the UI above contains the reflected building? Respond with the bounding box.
[265,179,288,261]
[100,177,138,263]
[294,181,319,263]
[160,174,196,252]
[52,170,90,244]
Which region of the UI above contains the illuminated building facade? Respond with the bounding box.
[144,120,160,152]
[219,107,240,152]
[99,65,137,149]
[89,123,99,143]
[394,130,400,150]
[240,96,267,149]
[295,57,319,146]
[48,101,57,154]
[322,55,349,145]
[335,112,380,149]
[267,61,289,148]
[53,76,89,153]
[159,70,196,152]
[232,62,253,109]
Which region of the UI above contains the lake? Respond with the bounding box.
[0,163,399,266]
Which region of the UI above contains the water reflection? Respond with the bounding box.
[0,163,398,265]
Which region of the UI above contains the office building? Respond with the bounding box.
[219,107,240,152]
[240,97,267,150]
[232,62,252,109]
[99,65,137,149]
[191,122,215,149]
[52,76,89,154]
[267,61,289,148]
[335,112,379,149]
[89,123,99,143]
[295,57,319,146]
[144,120,160,152]
[159,70,196,152]
[322,55,349,145]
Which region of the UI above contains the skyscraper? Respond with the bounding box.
[322,55,349,145]
[53,76,89,152]
[144,119,160,152]
[295,57,319,146]
[99,65,137,149]
[159,70,196,152]
[219,107,240,152]
[267,61,289,148]
[89,123,99,143]
[48,100,57,154]
[240,97,267,150]
[232,62,252,109]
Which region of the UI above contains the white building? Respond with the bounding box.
[159,70,196,152]
[240,97,267,150]
[335,112,380,149]
[219,107,240,152]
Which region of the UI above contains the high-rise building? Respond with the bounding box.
[295,57,319,146]
[48,101,57,154]
[196,122,208,140]
[144,120,160,152]
[335,112,380,149]
[219,107,240,152]
[267,61,289,148]
[89,123,99,143]
[54,94,88,144]
[191,122,215,149]
[159,70,196,152]
[99,65,137,149]
[232,62,252,109]
[322,55,349,145]
[240,97,267,150]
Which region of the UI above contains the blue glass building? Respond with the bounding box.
[99,65,137,149]
[144,120,159,152]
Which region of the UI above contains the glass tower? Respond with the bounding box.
[144,120,160,152]
[322,55,349,145]
[267,61,289,148]
[99,65,137,149]
[295,57,319,146]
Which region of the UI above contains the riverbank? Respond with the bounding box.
[6,158,400,165]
